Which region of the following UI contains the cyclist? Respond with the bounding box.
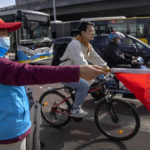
[103,31,137,68]
[0,19,107,150]
[59,21,109,118]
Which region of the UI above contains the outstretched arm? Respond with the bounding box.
[0,58,79,85]
[0,58,108,85]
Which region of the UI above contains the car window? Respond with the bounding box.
[91,36,109,47]
[133,39,150,56]
[121,37,134,49]
[120,37,135,53]
[90,36,109,58]
[134,41,145,50]
[100,37,109,47]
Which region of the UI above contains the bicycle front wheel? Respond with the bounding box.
[39,90,71,128]
[95,98,140,141]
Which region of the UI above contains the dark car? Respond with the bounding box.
[53,36,73,53]
[90,34,109,59]
[91,34,150,67]
[53,35,150,67]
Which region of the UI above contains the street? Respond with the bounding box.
[31,83,150,150]
[1,1,150,150]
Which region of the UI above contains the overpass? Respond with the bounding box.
[15,0,150,21]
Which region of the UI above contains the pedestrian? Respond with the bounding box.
[59,21,109,118]
[0,18,108,150]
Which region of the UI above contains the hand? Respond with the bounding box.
[131,59,138,64]
[132,56,136,59]
[79,65,110,81]
[92,65,110,73]
[120,54,125,59]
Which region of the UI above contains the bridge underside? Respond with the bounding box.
[54,5,150,21]
[41,0,150,21]
[16,0,150,21]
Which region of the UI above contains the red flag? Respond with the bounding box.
[112,68,150,111]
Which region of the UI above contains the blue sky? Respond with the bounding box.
[0,0,16,8]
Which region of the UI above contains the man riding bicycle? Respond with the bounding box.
[59,21,109,118]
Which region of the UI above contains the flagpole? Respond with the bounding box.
[111,68,150,74]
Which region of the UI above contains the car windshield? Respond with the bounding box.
[120,37,134,49]
[127,35,150,48]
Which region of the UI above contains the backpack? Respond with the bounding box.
[51,42,70,66]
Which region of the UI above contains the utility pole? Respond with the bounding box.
[53,0,57,21]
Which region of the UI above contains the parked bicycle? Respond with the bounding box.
[39,73,140,141]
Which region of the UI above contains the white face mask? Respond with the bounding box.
[0,37,10,57]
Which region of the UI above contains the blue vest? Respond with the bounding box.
[0,84,31,140]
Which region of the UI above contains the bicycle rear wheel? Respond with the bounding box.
[95,98,140,141]
[39,90,71,128]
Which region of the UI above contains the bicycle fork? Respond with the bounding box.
[106,94,119,123]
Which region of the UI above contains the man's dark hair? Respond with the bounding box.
[78,21,94,35]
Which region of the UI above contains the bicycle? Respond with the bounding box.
[39,74,140,141]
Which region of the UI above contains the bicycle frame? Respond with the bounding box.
[49,74,135,115]
[51,96,70,115]
[88,86,103,93]
[48,83,104,116]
